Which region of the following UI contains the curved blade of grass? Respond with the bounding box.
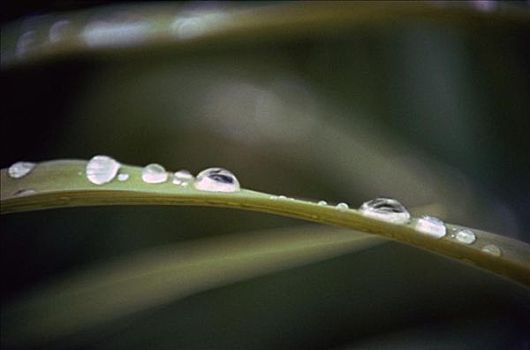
[2,2,529,68]
[1,160,529,287]
[1,225,384,347]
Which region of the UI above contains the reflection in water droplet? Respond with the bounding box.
[173,170,194,186]
[415,216,446,238]
[194,167,240,192]
[118,173,129,182]
[359,198,410,224]
[318,200,327,206]
[13,189,37,197]
[8,161,36,179]
[451,228,476,245]
[336,202,349,211]
[82,20,151,48]
[171,12,227,40]
[49,19,70,43]
[141,164,168,184]
[472,0,497,12]
[86,155,121,185]
[171,17,204,39]
[482,244,502,256]
[16,31,36,57]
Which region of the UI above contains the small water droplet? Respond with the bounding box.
[481,244,502,257]
[118,173,129,182]
[278,195,287,199]
[336,202,349,211]
[318,200,327,206]
[8,161,36,179]
[173,170,194,186]
[49,19,70,43]
[194,167,240,192]
[359,198,410,224]
[86,155,120,185]
[13,189,37,197]
[451,228,476,245]
[414,216,446,238]
[142,164,168,184]
[270,195,279,200]
[16,31,36,57]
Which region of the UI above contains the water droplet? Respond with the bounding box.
[13,189,37,197]
[318,200,327,206]
[49,19,70,43]
[278,195,287,199]
[414,216,446,239]
[336,202,349,211]
[8,161,36,179]
[482,244,502,257]
[194,167,240,193]
[450,228,476,245]
[141,164,168,184]
[173,170,194,186]
[82,20,151,48]
[359,198,411,224]
[86,155,121,185]
[118,173,129,182]
[16,31,36,57]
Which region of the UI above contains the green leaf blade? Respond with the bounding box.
[1,159,529,287]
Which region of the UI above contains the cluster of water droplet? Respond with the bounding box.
[84,155,241,193]
[308,195,502,256]
[7,156,503,257]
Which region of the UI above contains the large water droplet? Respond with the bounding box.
[141,164,168,184]
[450,228,476,245]
[194,167,240,192]
[86,155,120,185]
[359,198,410,224]
[8,161,36,179]
[173,170,194,186]
[482,244,502,257]
[336,202,349,211]
[414,215,446,239]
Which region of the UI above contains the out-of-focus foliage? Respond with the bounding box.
[1,2,529,349]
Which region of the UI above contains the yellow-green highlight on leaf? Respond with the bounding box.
[1,159,529,287]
